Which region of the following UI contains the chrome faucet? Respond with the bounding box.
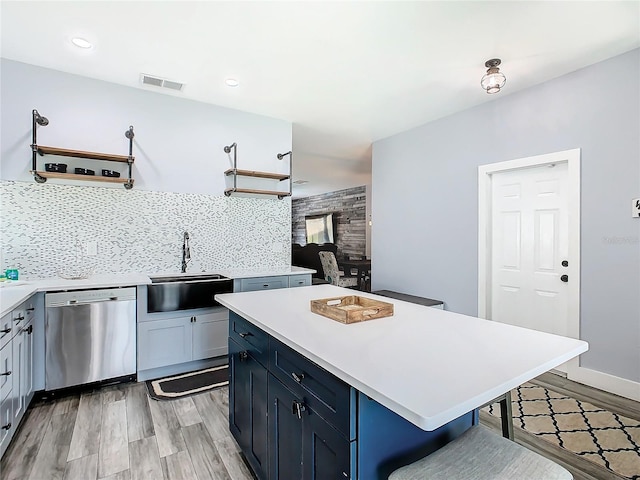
[181,231,191,273]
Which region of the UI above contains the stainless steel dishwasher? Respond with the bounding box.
[45,287,136,391]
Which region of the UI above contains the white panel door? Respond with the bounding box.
[491,163,570,346]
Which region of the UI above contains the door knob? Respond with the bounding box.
[561,260,569,267]
[561,275,568,282]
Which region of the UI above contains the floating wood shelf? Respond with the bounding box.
[224,188,291,198]
[37,146,133,163]
[222,143,292,200]
[30,111,136,189]
[224,169,289,181]
[31,171,134,185]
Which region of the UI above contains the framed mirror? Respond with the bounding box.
[305,213,334,244]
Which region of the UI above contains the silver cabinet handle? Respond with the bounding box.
[291,400,306,419]
[238,332,252,338]
[291,372,305,383]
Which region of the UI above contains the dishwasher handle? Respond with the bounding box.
[65,296,124,306]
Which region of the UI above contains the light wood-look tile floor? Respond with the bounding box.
[0,383,254,480]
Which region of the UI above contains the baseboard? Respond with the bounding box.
[137,356,227,382]
[569,366,640,402]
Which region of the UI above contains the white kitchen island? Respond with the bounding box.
[216,284,588,480]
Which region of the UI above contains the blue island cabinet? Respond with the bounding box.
[228,311,474,480]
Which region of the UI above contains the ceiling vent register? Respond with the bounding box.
[140,74,185,92]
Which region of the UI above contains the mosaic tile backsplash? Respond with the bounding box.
[0,181,291,278]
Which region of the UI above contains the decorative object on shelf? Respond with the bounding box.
[481,58,506,94]
[30,109,136,189]
[223,142,292,199]
[310,295,393,324]
[44,163,67,173]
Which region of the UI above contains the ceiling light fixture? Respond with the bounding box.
[480,58,506,94]
[225,78,240,87]
[71,37,93,49]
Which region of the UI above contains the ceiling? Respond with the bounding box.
[2,1,639,198]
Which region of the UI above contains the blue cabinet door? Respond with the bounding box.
[302,407,351,480]
[268,374,304,480]
[229,338,268,480]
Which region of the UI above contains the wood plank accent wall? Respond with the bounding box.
[292,186,366,259]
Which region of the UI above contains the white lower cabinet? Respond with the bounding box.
[138,308,228,372]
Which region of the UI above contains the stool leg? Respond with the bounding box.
[499,390,514,440]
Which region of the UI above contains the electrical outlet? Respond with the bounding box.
[85,240,98,256]
[633,198,640,218]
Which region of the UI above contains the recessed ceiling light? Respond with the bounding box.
[225,78,240,87]
[71,37,93,49]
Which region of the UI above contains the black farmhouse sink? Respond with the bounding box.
[147,274,233,313]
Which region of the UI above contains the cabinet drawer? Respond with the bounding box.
[0,313,13,350]
[270,337,352,439]
[0,342,12,403]
[229,312,269,367]
[23,297,37,323]
[288,275,311,288]
[11,308,26,330]
[238,276,289,292]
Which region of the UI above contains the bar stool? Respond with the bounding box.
[388,425,572,480]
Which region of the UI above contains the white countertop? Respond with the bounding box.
[216,285,589,431]
[0,273,151,317]
[0,267,316,317]
[217,266,314,279]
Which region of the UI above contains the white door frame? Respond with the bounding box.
[478,148,581,377]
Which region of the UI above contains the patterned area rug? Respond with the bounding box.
[485,382,640,479]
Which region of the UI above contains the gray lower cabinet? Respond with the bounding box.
[234,273,313,292]
[137,308,228,371]
[288,275,312,288]
[235,275,289,292]
[138,316,192,370]
[12,319,34,425]
[0,295,38,458]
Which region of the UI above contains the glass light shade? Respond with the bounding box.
[481,71,506,94]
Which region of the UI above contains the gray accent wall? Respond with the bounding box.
[372,49,640,383]
[292,186,367,258]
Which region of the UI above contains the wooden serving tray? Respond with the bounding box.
[310,295,394,324]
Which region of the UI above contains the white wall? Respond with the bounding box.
[0,59,293,275]
[372,49,640,385]
[0,59,292,194]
